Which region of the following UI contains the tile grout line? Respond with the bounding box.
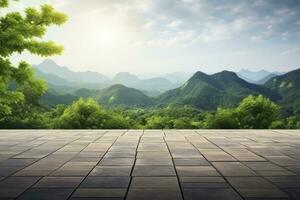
[124,129,144,200]
[163,129,185,200]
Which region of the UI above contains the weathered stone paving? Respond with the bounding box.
[0,130,300,199]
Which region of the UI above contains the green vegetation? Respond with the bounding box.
[158,71,279,110]
[264,68,300,117]
[204,95,279,129]
[1,94,299,129]
[0,1,299,130]
[0,0,67,128]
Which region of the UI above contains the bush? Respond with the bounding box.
[55,98,132,129]
[205,109,239,129]
[270,120,286,129]
[146,116,173,129]
[286,116,300,129]
[236,95,279,129]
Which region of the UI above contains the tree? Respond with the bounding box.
[0,0,67,125]
[205,108,239,129]
[58,98,105,129]
[286,116,300,129]
[146,116,173,129]
[236,95,279,129]
[57,98,130,129]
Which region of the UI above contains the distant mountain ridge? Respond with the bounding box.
[237,69,284,84]
[34,60,177,95]
[112,72,174,92]
[35,59,110,84]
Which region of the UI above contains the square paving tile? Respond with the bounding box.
[132,165,176,176]
[73,188,127,198]
[174,158,210,166]
[18,188,74,200]
[135,158,173,166]
[227,177,289,198]
[80,177,130,188]
[176,166,220,177]
[183,188,242,200]
[130,177,180,188]
[179,176,229,188]
[0,176,40,198]
[89,166,132,176]
[212,162,257,176]
[127,188,183,200]
[33,177,84,188]
[99,157,135,166]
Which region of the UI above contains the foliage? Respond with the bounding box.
[205,109,239,129]
[286,116,300,129]
[236,95,279,129]
[158,70,279,110]
[204,95,280,129]
[270,120,286,129]
[56,98,131,129]
[0,0,67,125]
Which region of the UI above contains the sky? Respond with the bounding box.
[6,0,300,74]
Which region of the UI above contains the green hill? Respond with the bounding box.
[41,92,78,107]
[97,84,155,107]
[158,70,279,110]
[264,68,300,115]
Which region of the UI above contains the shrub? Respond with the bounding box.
[236,95,279,129]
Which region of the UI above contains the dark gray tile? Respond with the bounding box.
[132,166,176,176]
[127,188,183,200]
[33,177,84,188]
[176,166,220,177]
[73,188,127,198]
[18,188,74,200]
[80,177,130,188]
[212,162,257,176]
[130,177,179,188]
[89,166,132,176]
[183,188,242,200]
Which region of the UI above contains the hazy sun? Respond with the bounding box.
[96,28,117,48]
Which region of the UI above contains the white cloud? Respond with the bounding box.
[167,20,183,29]
[8,0,300,73]
[282,47,300,55]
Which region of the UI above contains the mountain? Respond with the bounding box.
[41,92,78,107]
[97,84,154,107]
[34,68,71,86]
[163,72,193,84]
[112,72,174,93]
[255,73,279,85]
[113,72,140,85]
[35,59,110,84]
[237,69,284,84]
[238,69,272,83]
[158,70,279,110]
[264,68,300,114]
[34,60,176,94]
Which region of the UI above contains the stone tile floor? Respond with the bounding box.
[0,130,300,199]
